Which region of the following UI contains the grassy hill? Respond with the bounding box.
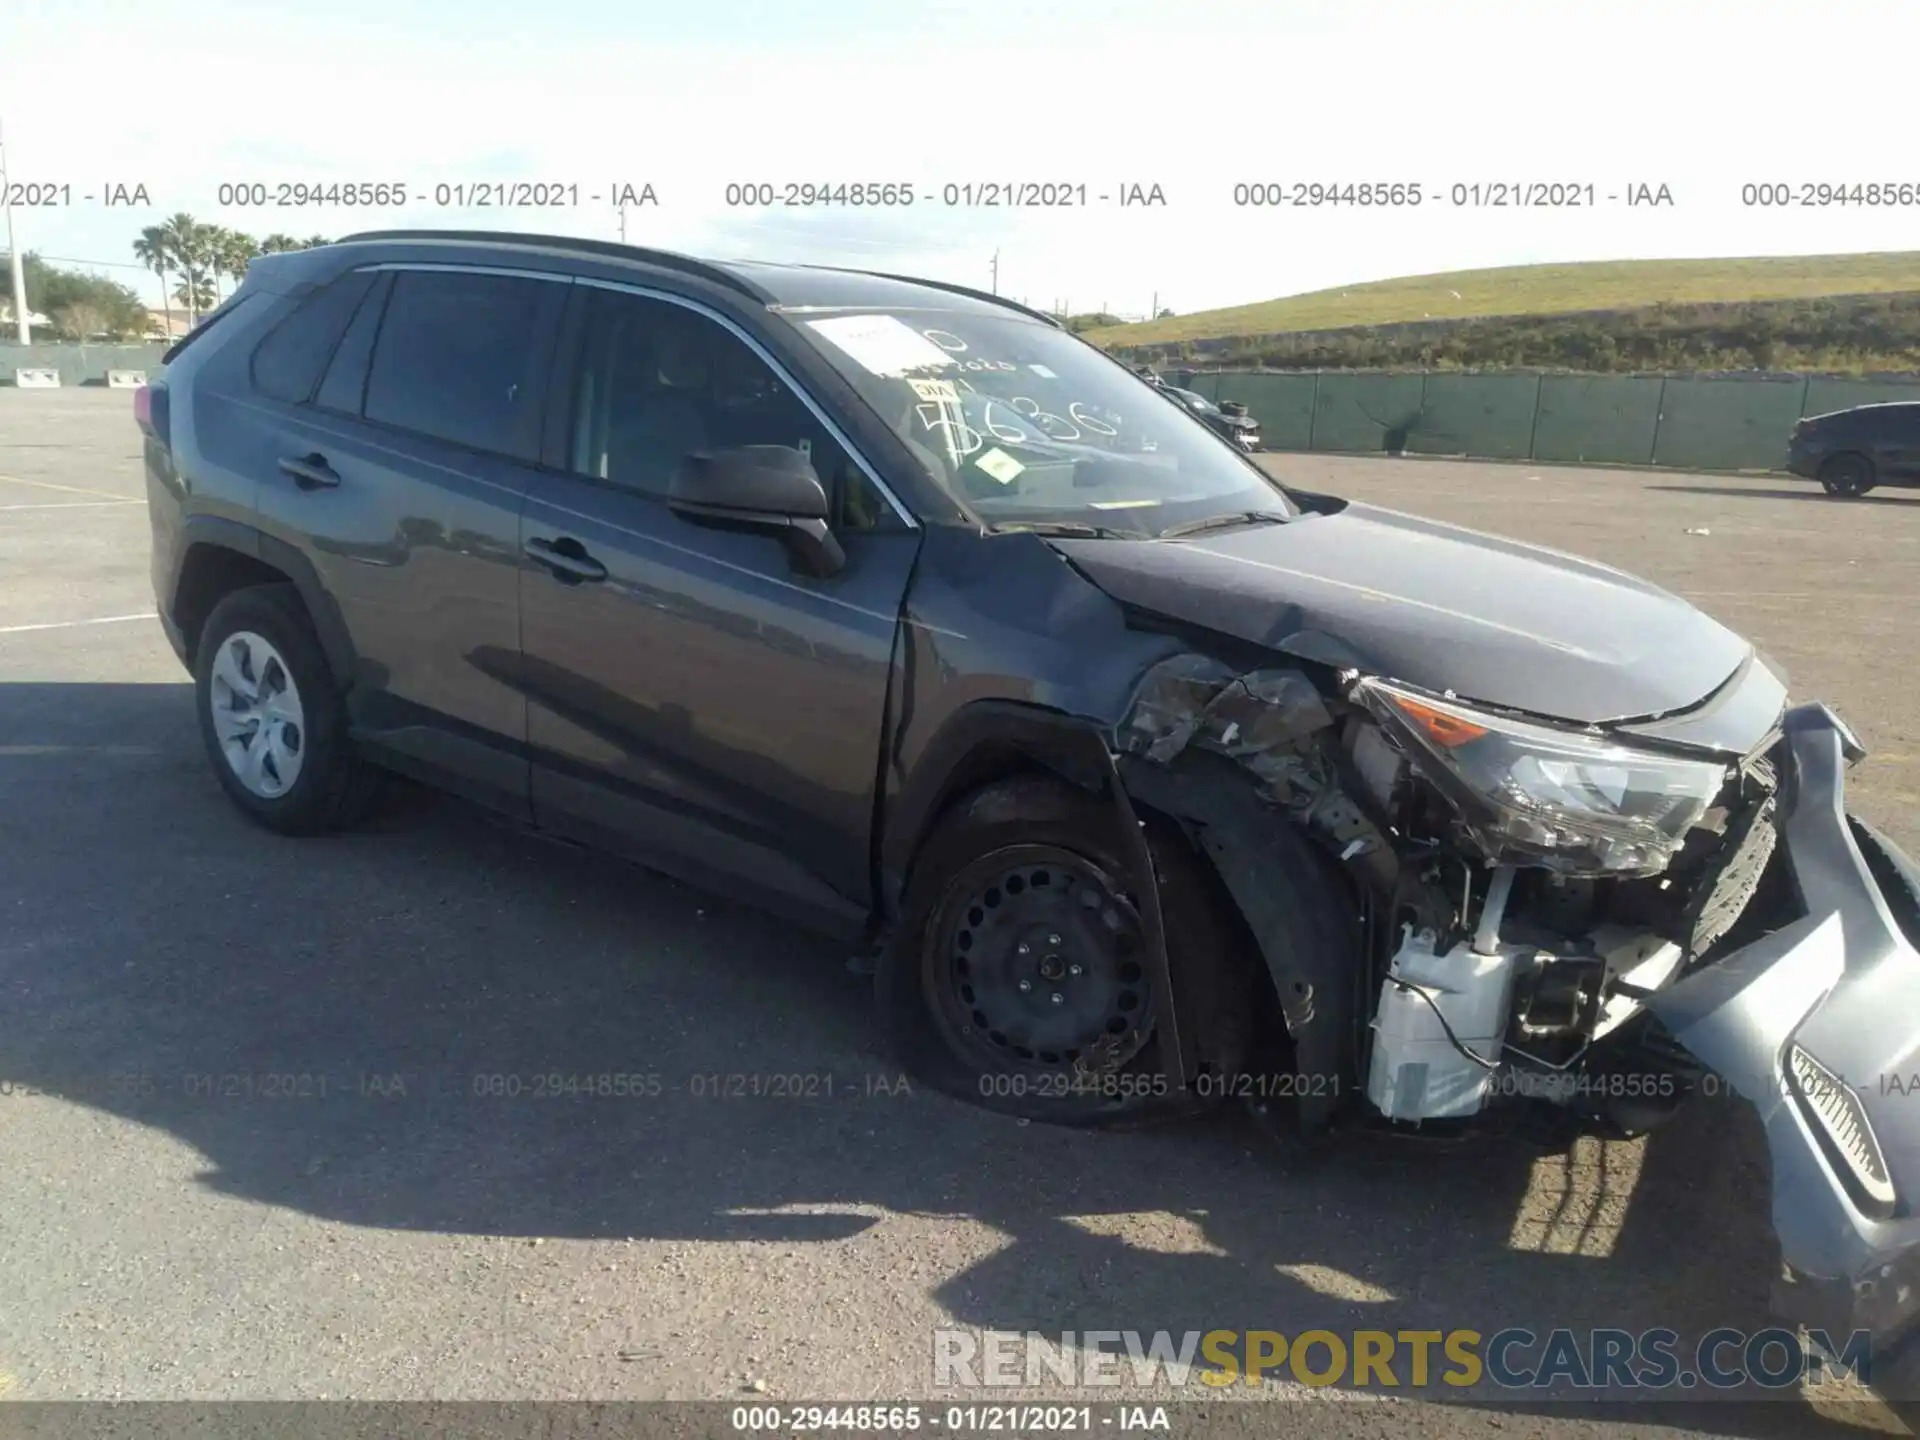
[1083,252,1920,349]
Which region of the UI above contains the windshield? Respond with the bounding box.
[1170,387,1220,415]
[793,308,1293,536]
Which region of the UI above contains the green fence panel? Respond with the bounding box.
[1312,373,1427,452]
[1184,371,1222,402]
[0,342,170,385]
[1531,375,1665,466]
[1214,371,1317,451]
[1406,373,1540,460]
[1652,376,1807,472]
[1803,378,1920,415]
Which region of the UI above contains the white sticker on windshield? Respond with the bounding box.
[1027,363,1058,379]
[1089,499,1161,510]
[974,448,1025,485]
[806,314,955,377]
[909,378,960,402]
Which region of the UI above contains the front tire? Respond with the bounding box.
[876,774,1258,1126]
[1819,452,1876,498]
[194,584,380,835]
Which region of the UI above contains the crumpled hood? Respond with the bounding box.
[1049,501,1755,726]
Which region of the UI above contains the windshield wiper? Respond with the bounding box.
[1156,509,1291,539]
[990,520,1137,540]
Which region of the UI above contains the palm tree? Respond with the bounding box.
[223,230,260,294]
[172,273,217,318]
[259,233,299,255]
[157,213,210,324]
[132,225,174,339]
[198,223,232,302]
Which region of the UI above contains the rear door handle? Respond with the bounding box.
[279,453,341,489]
[523,536,609,583]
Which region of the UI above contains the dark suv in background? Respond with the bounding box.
[137,229,1920,1417]
[1788,400,1920,497]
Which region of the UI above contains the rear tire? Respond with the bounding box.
[875,774,1258,1126]
[195,584,381,835]
[1819,452,1876,498]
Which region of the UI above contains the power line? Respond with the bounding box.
[35,255,150,271]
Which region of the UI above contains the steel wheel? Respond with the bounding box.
[1819,453,1874,497]
[925,844,1153,1074]
[207,629,306,799]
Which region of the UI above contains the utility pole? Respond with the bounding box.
[990,249,999,295]
[1151,290,1157,319]
[618,202,628,244]
[1,121,29,344]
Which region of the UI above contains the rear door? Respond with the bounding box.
[517,280,921,933]
[255,262,569,814]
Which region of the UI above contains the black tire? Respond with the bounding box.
[194,583,381,835]
[1819,452,1876,498]
[875,773,1259,1127]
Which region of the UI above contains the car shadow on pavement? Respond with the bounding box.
[0,681,1892,1438]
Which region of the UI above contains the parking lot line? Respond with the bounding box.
[0,472,135,502]
[0,612,156,636]
[0,500,145,512]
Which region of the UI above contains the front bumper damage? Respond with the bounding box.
[1645,704,1920,1392]
[1108,655,1920,1393]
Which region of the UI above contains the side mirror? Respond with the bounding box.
[667,444,845,577]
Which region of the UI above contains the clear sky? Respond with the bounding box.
[4,0,1917,318]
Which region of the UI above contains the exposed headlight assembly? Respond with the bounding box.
[1352,677,1729,877]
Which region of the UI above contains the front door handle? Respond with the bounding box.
[279,453,341,489]
[524,536,609,583]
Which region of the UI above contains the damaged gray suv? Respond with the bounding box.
[144,230,1920,1404]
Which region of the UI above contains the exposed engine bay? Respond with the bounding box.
[1110,651,1789,1139]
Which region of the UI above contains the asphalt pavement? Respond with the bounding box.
[2,389,1915,1438]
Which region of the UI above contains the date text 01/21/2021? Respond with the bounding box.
[208,182,661,209]
[720,182,1167,208]
[1227,181,1677,208]
[974,1071,1342,1103]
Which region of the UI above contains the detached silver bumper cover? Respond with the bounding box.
[1649,704,1920,1386]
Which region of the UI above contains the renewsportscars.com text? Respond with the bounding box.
[932,1326,1875,1391]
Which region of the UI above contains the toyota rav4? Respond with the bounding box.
[140,229,1920,1413]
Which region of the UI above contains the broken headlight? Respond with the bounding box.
[1352,678,1728,877]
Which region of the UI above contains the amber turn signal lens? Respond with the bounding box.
[1391,694,1488,748]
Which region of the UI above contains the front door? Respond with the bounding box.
[518,282,920,932]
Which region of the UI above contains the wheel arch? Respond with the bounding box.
[1817,449,1877,493]
[880,701,1119,916]
[170,519,356,685]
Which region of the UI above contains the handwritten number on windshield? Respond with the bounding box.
[914,327,1126,448]
[915,401,985,461]
[1068,403,1118,437]
[1009,396,1080,441]
[981,403,1032,444]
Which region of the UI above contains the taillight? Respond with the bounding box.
[135,383,170,446]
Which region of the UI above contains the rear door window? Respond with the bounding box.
[361,269,567,461]
[249,270,380,404]
[314,271,393,416]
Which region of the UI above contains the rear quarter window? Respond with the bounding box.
[249,270,381,404]
[159,290,269,367]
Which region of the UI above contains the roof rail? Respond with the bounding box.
[330,229,774,302]
[799,265,1063,328]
